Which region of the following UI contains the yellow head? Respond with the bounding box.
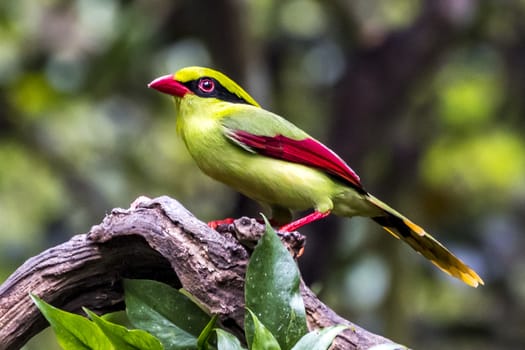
[148,66,260,107]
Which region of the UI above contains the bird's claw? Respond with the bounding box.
[208,218,235,230]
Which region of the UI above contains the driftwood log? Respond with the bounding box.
[0,196,399,350]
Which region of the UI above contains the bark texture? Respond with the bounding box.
[0,196,398,350]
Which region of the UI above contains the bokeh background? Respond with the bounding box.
[1,0,524,349]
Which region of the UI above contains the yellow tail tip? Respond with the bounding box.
[462,270,484,288]
[433,260,485,287]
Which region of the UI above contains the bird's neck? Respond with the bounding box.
[174,96,227,146]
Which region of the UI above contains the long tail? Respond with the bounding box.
[366,194,484,287]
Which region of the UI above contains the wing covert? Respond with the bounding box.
[224,128,363,191]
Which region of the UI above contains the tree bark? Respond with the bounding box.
[0,196,399,350]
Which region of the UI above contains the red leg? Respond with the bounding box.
[279,211,331,232]
[208,218,235,230]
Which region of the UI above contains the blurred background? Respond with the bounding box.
[1,0,524,349]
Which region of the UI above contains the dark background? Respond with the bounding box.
[1,0,524,349]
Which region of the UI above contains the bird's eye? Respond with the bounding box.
[198,78,215,93]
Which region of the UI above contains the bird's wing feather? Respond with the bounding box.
[222,110,363,190]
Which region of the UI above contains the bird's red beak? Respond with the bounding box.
[148,74,191,97]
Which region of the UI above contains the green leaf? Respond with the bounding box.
[290,325,348,350]
[245,216,307,350]
[215,329,246,350]
[247,309,281,350]
[84,308,163,350]
[31,294,113,350]
[197,314,218,349]
[124,279,211,350]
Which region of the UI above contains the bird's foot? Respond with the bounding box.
[208,218,235,230]
[209,216,307,258]
[277,231,307,258]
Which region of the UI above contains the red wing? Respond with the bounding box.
[226,129,364,191]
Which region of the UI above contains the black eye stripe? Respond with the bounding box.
[183,78,250,105]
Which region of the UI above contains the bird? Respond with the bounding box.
[148,66,483,287]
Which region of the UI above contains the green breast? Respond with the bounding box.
[175,96,340,213]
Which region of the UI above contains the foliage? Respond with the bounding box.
[3,1,525,348]
[31,295,161,350]
[32,220,347,350]
[244,216,307,349]
[124,279,212,349]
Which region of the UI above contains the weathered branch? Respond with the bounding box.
[0,196,396,350]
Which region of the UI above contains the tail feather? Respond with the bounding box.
[367,195,484,287]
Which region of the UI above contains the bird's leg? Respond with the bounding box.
[279,210,331,232]
[208,218,235,230]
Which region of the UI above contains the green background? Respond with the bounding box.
[1,0,524,349]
